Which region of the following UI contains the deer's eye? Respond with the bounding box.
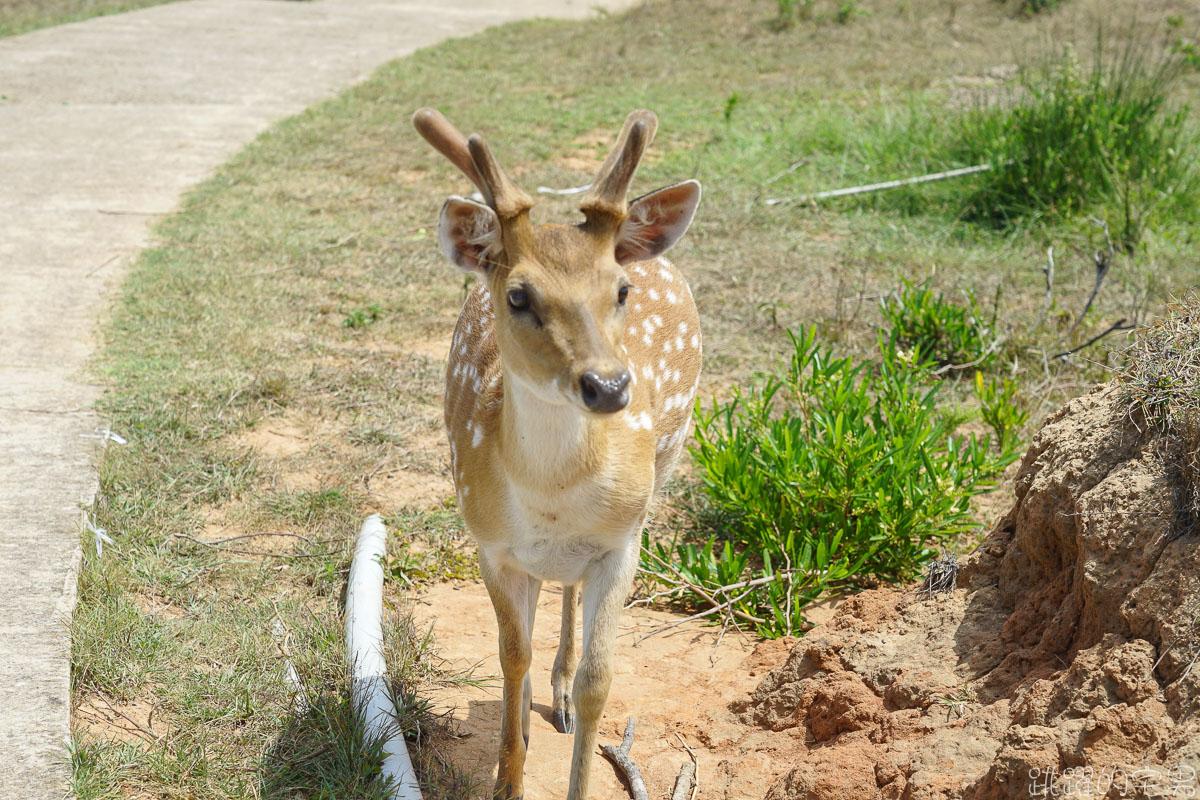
[617,285,630,306]
[507,289,530,312]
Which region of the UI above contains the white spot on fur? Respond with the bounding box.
[691,334,699,348]
[663,341,672,353]
[472,425,484,448]
[679,322,688,333]
[648,288,660,301]
[659,268,674,282]
[625,411,652,430]
[642,365,653,379]
[675,336,684,350]
[667,290,678,304]
[643,333,653,346]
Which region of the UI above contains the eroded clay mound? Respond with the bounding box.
[735,383,1200,800]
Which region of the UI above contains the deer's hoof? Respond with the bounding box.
[552,706,574,735]
[493,782,522,800]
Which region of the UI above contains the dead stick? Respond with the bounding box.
[674,732,700,800]
[764,162,994,205]
[672,762,697,800]
[1032,245,1055,333]
[1063,217,1115,340]
[600,717,649,800]
[1053,318,1133,360]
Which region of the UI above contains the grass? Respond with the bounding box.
[1117,292,1200,527]
[0,0,176,37]
[953,36,1199,248]
[73,0,1200,795]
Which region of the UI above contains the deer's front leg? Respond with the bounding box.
[551,583,578,734]
[480,555,539,800]
[567,542,639,800]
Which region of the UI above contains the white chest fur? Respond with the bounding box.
[480,472,644,585]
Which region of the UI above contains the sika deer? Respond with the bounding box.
[413,108,702,800]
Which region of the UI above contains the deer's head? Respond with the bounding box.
[414,108,701,415]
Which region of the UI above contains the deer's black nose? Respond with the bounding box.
[580,370,631,413]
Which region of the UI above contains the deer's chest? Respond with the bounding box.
[472,465,650,585]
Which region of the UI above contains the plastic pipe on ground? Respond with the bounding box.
[346,513,422,800]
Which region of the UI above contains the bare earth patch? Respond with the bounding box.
[413,581,800,800]
[736,383,1200,800]
[75,695,166,748]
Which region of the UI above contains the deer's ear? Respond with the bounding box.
[438,196,502,273]
[614,180,701,265]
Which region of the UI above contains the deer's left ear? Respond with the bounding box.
[614,180,702,265]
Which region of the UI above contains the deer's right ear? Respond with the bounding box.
[438,196,502,273]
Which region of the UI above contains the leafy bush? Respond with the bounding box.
[644,328,1020,637]
[956,41,1198,247]
[975,372,1030,456]
[879,279,997,370]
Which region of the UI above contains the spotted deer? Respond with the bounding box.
[412,107,702,800]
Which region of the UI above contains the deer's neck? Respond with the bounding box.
[498,374,604,489]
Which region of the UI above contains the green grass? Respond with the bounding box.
[73,0,1200,794]
[953,37,1199,248]
[0,0,177,37]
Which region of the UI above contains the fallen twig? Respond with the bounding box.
[536,182,592,195]
[763,158,808,185]
[672,761,697,800]
[764,162,994,205]
[929,336,1005,376]
[600,718,649,800]
[674,732,700,800]
[635,550,769,626]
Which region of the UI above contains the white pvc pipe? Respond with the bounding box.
[346,514,423,800]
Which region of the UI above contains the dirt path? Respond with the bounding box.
[413,581,804,800]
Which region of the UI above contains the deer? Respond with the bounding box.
[412,107,702,800]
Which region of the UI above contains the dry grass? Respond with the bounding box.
[71,0,1200,796]
[1118,292,1200,524]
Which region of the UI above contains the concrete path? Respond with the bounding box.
[0,0,631,795]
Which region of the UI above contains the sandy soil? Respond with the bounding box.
[412,581,811,800]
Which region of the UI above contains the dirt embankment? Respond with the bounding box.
[736,383,1200,799]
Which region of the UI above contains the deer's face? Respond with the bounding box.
[415,107,700,416]
[490,225,632,413]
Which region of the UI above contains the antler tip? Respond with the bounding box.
[412,107,442,131]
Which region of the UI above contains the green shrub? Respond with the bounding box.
[879,279,997,370]
[956,41,1197,247]
[645,328,1020,637]
[975,372,1030,456]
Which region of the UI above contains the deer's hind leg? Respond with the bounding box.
[480,556,538,800]
[551,584,578,734]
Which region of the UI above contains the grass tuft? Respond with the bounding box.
[955,36,1199,247]
[1117,292,1200,523]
